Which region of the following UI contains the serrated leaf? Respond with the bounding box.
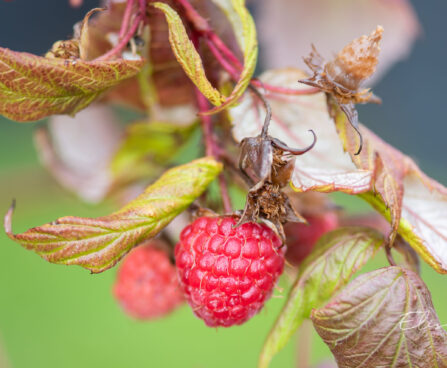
[334,106,447,273]
[230,68,373,194]
[206,0,258,113]
[334,107,404,242]
[259,227,384,368]
[312,267,447,368]
[4,157,222,273]
[0,47,143,122]
[152,2,224,106]
[361,168,447,274]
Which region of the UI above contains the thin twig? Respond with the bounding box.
[119,0,136,38]
[97,13,143,60]
[218,173,233,214]
[177,0,319,96]
[248,85,272,138]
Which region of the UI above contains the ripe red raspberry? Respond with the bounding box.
[113,242,183,320]
[175,216,285,327]
[285,212,339,266]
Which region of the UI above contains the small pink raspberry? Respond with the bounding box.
[175,216,285,327]
[285,212,339,266]
[113,242,183,320]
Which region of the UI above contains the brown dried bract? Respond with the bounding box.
[238,135,316,239]
[45,40,80,60]
[300,26,384,154]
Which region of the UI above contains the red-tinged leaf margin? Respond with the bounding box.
[258,227,384,368]
[333,104,404,244]
[152,2,224,106]
[4,157,222,273]
[204,0,258,114]
[312,267,447,368]
[0,47,144,122]
[333,105,447,273]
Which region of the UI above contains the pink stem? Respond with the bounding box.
[119,0,136,39]
[97,13,143,60]
[207,32,242,68]
[206,37,319,96]
[195,89,215,157]
[196,87,233,213]
[218,173,233,214]
[251,80,320,96]
[205,39,240,80]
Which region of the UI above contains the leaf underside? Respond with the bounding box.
[312,267,447,368]
[0,47,143,122]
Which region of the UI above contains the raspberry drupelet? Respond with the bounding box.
[175,216,285,327]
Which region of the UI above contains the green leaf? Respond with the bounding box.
[4,157,222,273]
[0,47,144,122]
[206,0,258,113]
[312,267,447,368]
[259,227,384,368]
[152,2,224,106]
[111,120,198,184]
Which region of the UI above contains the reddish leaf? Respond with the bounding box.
[312,267,447,368]
[0,47,143,122]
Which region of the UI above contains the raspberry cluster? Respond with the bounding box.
[175,216,285,327]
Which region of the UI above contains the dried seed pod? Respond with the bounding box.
[300,26,384,154]
[325,26,383,91]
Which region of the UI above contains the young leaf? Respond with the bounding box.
[230,68,373,194]
[259,227,384,368]
[152,2,224,106]
[0,47,143,122]
[312,267,447,368]
[4,157,222,273]
[206,0,258,113]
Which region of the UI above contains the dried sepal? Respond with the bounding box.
[300,26,384,154]
[236,87,316,236]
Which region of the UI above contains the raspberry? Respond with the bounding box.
[113,242,183,320]
[285,212,339,266]
[175,216,285,327]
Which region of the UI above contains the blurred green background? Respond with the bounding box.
[1,119,447,368]
[1,0,447,367]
